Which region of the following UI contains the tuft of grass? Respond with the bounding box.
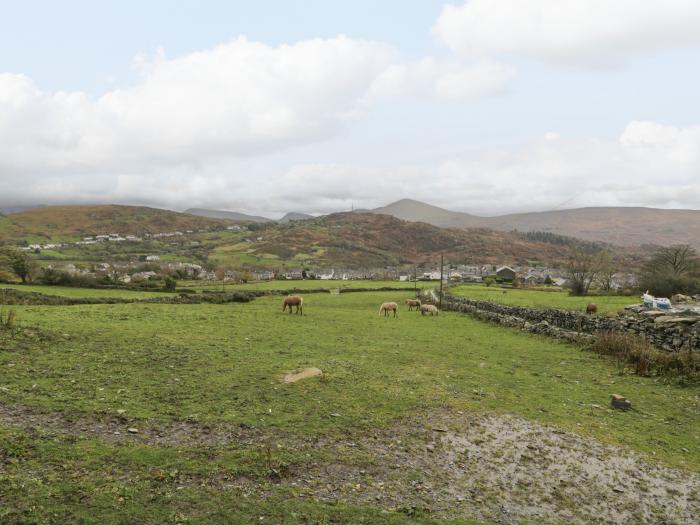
[0,308,16,330]
[590,331,700,381]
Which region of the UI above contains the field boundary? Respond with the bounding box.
[0,285,422,306]
[434,292,700,354]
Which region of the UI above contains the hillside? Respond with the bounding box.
[0,205,231,241]
[184,208,271,223]
[243,212,627,268]
[278,212,314,223]
[372,199,700,248]
[372,198,480,228]
[485,207,700,248]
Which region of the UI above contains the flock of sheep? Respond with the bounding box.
[281,295,439,317]
[379,299,439,317]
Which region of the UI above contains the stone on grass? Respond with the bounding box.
[610,394,631,411]
[127,427,139,434]
[283,367,323,383]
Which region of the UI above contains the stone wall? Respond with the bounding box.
[435,293,700,352]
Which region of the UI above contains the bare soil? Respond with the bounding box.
[2,403,698,524]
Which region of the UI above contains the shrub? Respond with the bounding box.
[0,309,16,330]
[590,331,699,381]
[163,276,177,292]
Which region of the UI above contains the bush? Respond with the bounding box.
[637,275,699,298]
[590,331,699,381]
[163,277,177,292]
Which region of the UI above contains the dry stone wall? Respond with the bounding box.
[439,293,700,353]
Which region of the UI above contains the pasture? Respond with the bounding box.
[450,284,638,314]
[179,279,435,292]
[0,282,174,299]
[1,288,699,524]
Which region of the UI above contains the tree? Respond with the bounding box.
[565,249,604,296]
[638,245,700,296]
[596,251,617,293]
[0,248,37,283]
[163,276,177,292]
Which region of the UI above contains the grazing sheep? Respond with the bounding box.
[379,302,398,318]
[282,295,304,315]
[421,304,439,316]
[405,298,422,311]
[585,303,598,314]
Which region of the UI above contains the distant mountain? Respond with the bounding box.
[372,199,700,248]
[0,205,45,214]
[249,212,632,268]
[0,205,231,241]
[372,198,480,228]
[184,208,271,223]
[278,212,313,223]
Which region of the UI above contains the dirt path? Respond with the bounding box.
[2,404,698,524]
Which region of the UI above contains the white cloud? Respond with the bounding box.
[245,121,700,216]
[0,37,396,172]
[0,34,510,187]
[434,0,700,66]
[371,58,513,99]
[429,122,700,214]
[2,120,700,216]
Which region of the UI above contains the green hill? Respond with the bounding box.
[0,205,232,242]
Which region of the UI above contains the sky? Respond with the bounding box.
[1,0,699,218]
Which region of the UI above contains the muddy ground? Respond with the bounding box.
[2,404,698,524]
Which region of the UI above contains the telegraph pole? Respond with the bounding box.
[414,264,417,296]
[439,254,444,310]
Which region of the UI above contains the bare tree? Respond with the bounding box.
[638,245,700,296]
[648,245,699,277]
[566,249,604,296]
[596,251,617,293]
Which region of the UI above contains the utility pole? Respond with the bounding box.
[439,254,444,310]
[414,264,417,296]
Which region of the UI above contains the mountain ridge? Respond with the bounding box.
[371,199,700,248]
[184,208,271,223]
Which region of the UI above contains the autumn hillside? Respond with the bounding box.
[0,205,232,242]
[249,212,630,268]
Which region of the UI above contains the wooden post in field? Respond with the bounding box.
[439,254,444,310]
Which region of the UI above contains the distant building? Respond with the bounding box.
[496,266,516,282]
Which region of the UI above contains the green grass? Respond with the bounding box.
[0,283,173,298]
[450,284,638,314]
[180,279,434,292]
[1,288,698,523]
[2,291,697,466]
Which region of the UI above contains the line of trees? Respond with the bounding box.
[565,244,699,297]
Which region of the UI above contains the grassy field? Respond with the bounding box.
[1,288,698,523]
[0,283,173,299]
[180,279,435,292]
[450,284,638,314]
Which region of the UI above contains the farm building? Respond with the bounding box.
[496,266,517,282]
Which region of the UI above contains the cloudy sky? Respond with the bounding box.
[1,0,699,218]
